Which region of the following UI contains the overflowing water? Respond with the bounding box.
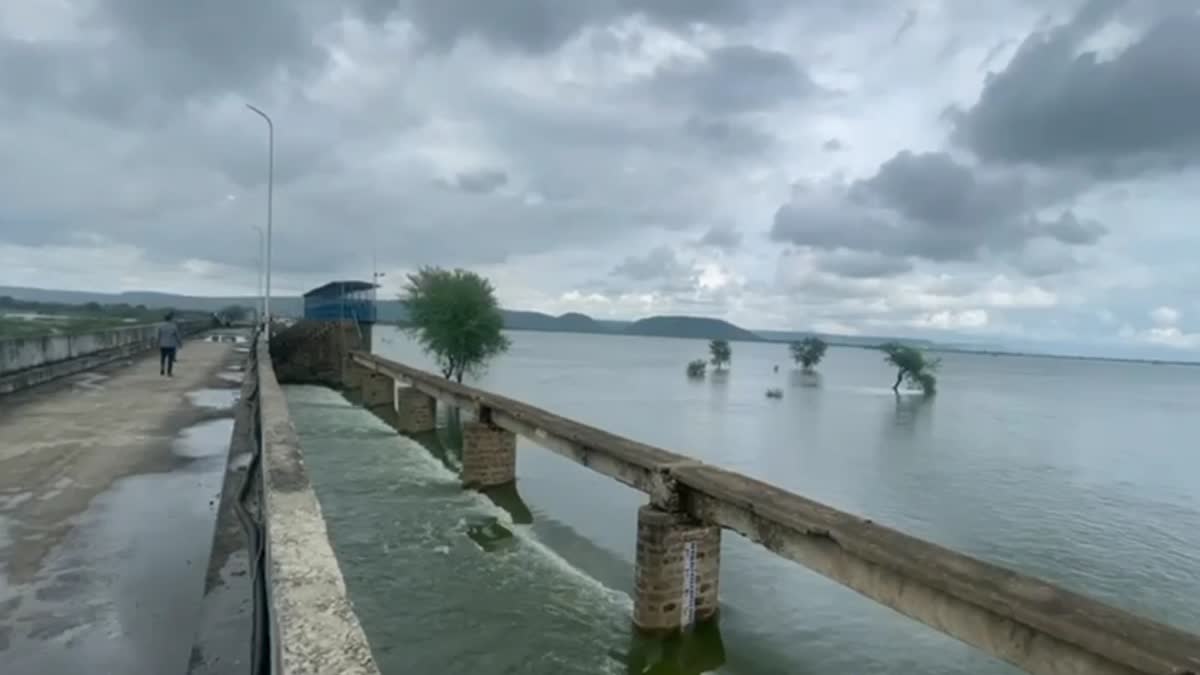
[287,328,1200,674]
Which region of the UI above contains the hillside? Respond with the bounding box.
[624,315,764,342]
[500,310,609,334]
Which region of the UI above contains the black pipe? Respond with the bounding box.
[232,335,271,675]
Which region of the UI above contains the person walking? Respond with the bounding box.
[158,312,182,376]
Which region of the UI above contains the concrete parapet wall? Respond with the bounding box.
[257,340,380,674]
[0,320,208,394]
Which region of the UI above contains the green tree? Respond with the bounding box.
[402,267,511,383]
[709,339,731,370]
[686,359,707,378]
[789,337,828,371]
[880,342,940,395]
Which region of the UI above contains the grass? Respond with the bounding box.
[0,315,149,339]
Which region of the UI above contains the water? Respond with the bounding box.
[288,328,1200,674]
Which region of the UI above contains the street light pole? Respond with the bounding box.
[252,225,265,324]
[246,104,274,341]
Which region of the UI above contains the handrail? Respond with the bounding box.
[349,350,1200,675]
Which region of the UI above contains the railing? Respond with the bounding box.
[349,350,1200,675]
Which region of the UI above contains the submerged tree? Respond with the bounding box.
[789,337,828,371]
[880,342,940,395]
[709,339,732,370]
[402,267,510,383]
[686,359,707,378]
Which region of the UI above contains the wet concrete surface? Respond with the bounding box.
[186,388,241,411]
[188,373,257,675]
[0,338,244,675]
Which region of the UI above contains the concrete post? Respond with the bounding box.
[394,387,436,433]
[461,421,517,488]
[634,505,721,634]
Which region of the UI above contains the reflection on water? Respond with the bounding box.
[626,620,726,675]
[788,370,823,388]
[890,393,934,432]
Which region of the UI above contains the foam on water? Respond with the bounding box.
[288,386,638,674]
[384,429,628,609]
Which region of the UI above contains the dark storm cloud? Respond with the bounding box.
[100,0,325,92]
[445,169,509,194]
[817,251,913,279]
[770,151,1106,265]
[363,0,789,53]
[952,4,1200,176]
[611,246,690,282]
[683,116,775,156]
[0,0,328,122]
[649,45,820,113]
[697,225,742,251]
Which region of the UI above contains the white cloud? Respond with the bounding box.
[1150,305,1181,326]
[911,308,989,330]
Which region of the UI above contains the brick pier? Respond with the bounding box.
[633,505,721,633]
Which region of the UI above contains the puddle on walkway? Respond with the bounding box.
[217,372,243,385]
[186,389,240,411]
[0,418,234,675]
[172,419,235,460]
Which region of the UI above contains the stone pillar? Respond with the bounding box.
[634,505,721,633]
[461,421,517,488]
[394,387,436,433]
[359,372,394,409]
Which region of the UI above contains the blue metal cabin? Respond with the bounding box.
[302,281,378,323]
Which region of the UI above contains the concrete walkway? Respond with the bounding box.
[0,338,245,675]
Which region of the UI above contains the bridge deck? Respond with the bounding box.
[0,338,242,675]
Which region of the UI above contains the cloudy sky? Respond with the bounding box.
[2,0,1199,356]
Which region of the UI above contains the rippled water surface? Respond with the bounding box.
[287,328,1200,674]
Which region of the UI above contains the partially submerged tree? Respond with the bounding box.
[789,337,828,371]
[709,339,731,370]
[880,342,940,395]
[686,359,707,378]
[402,267,511,383]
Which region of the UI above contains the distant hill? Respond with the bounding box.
[624,315,765,342]
[500,310,609,334]
[0,285,303,316]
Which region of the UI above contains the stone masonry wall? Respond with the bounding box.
[358,372,394,409]
[394,387,436,433]
[634,505,721,633]
[461,421,517,488]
